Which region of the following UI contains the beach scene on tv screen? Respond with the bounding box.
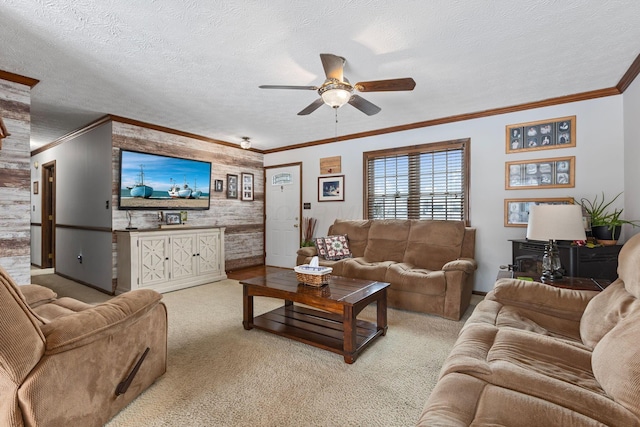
[119,150,211,209]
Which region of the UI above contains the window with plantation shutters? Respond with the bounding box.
[364,139,469,223]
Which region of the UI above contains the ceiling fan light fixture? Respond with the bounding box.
[240,136,251,149]
[319,80,353,108]
[321,88,351,108]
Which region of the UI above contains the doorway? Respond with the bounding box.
[41,161,56,268]
[264,163,302,268]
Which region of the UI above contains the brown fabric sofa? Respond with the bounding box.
[297,219,477,320]
[0,266,167,427]
[418,233,640,426]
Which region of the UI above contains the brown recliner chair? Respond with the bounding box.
[0,266,167,427]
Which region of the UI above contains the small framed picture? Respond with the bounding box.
[214,179,224,192]
[241,172,254,201]
[318,175,344,202]
[33,181,39,195]
[165,212,181,225]
[504,197,574,227]
[227,174,238,199]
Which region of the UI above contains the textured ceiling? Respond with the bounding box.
[1,1,639,152]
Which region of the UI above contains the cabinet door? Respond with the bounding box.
[139,236,169,286]
[197,231,221,275]
[171,234,197,280]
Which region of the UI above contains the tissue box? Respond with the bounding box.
[294,265,332,287]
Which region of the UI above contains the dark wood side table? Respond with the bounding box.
[496,270,611,291]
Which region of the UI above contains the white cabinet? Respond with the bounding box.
[116,227,226,293]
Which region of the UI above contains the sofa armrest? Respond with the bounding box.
[489,278,598,321]
[19,284,58,308]
[297,246,317,257]
[442,257,477,274]
[41,289,163,354]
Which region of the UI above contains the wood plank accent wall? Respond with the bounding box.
[111,120,265,276]
[0,78,32,284]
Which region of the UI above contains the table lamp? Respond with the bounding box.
[526,204,587,280]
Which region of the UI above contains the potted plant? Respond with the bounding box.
[580,192,639,245]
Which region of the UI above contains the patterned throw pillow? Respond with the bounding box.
[321,235,352,261]
[314,237,328,259]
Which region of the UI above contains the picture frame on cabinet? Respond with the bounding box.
[241,172,254,201]
[506,115,576,153]
[505,156,575,190]
[227,174,238,199]
[165,212,181,225]
[504,197,574,227]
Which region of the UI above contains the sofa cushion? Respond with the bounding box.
[404,220,465,270]
[363,220,411,262]
[580,280,640,348]
[341,258,395,282]
[592,310,640,420]
[385,263,446,295]
[315,235,352,260]
[327,219,371,258]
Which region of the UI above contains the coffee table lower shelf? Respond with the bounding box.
[252,304,384,362]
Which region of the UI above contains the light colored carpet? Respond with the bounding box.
[30,274,480,427]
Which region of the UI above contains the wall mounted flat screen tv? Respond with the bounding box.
[118,149,211,210]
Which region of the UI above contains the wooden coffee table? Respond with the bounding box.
[241,270,390,364]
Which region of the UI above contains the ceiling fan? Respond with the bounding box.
[259,53,416,116]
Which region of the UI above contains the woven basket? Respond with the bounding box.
[295,271,331,287]
[294,265,332,287]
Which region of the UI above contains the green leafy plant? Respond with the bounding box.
[580,192,639,233]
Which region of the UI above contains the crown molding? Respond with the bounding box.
[0,70,39,87]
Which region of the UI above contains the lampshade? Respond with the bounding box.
[320,88,352,108]
[526,204,587,242]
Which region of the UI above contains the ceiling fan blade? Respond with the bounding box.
[320,53,345,81]
[348,95,381,116]
[297,98,325,116]
[354,77,416,92]
[259,85,318,90]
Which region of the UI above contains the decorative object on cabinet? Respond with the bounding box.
[320,156,341,174]
[580,192,639,245]
[118,149,211,210]
[226,174,238,199]
[525,204,587,281]
[506,115,575,153]
[318,175,344,202]
[214,179,224,192]
[241,172,254,201]
[505,156,574,190]
[116,227,226,293]
[504,197,574,227]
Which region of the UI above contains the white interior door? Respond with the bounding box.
[265,164,301,268]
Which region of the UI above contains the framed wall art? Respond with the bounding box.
[241,172,254,201]
[318,175,344,202]
[504,197,574,227]
[226,174,238,199]
[506,115,575,154]
[505,156,575,190]
[214,179,224,192]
